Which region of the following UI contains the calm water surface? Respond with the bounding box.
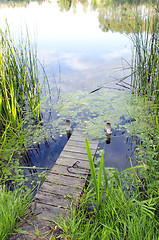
[0,0,152,172]
[0,0,131,92]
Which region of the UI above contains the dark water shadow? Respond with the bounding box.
[20,134,68,173]
[97,116,138,171]
[19,133,69,193]
[99,131,138,172]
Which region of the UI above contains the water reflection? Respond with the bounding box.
[98,130,138,171]
[0,0,157,35]
[21,134,68,174]
[0,0,44,8]
[57,0,157,33]
[1,0,155,95]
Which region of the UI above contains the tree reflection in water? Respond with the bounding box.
[57,0,157,34]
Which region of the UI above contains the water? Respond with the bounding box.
[98,129,138,172]
[0,0,132,92]
[0,0,153,173]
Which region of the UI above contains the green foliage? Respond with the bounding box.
[57,178,159,239]
[0,25,42,129]
[0,24,48,199]
[85,138,146,204]
[131,6,159,103]
[85,138,104,211]
[0,185,31,240]
[0,24,50,158]
[135,136,159,198]
[130,3,159,202]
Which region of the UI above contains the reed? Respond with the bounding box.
[131,7,159,105]
[0,25,43,133]
[131,5,159,199]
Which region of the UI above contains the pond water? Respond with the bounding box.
[0,0,155,175]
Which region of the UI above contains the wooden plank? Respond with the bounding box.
[68,134,87,142]
[63,144,96,155]
[32,202,67,221]
[50,164,89,178]
[45,172,86,189]
[60,151,89,161]
[55,156,90,169]
[71,131,84,135]
[39,181,80,196]
[70,131,85,137]
[67,139,98,149]
[35,191,73,209]
[10,218,53,240]
[70,131,98,143]
[70,132,98,145]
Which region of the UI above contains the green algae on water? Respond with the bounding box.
[50,90,153,141]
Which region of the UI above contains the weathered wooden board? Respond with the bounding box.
[39,181,80,196]
[63,144,96,155]
[45,173,85,188]
[35,191,73,208]
[68,134,96,142]
[33,203,67,221]
[50,164,89,178]
[10,218,53,240]
[11,130,99,239]
[55,156,90,169]
[60,151,89,161]
[67,139,98,149]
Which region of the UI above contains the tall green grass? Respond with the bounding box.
[57,190,158,239]
[131,7,159,105]
[0,24,49,160]
[0,185,31,240]
[85,138,105,211]
[0,25,44,133]
[131,4,159,198]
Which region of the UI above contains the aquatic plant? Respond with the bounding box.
[85,138,147,207]
[130,4,159,201]
[85,138,104,211]
[50,90,156,142]
[0,25,43,128]
[131,6,159,104]
[0,23,51,160]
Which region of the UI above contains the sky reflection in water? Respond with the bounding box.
[0,0,131,93]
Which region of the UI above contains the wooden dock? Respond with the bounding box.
[11,131,98,240]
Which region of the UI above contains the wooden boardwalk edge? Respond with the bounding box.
[10,131,99,240]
